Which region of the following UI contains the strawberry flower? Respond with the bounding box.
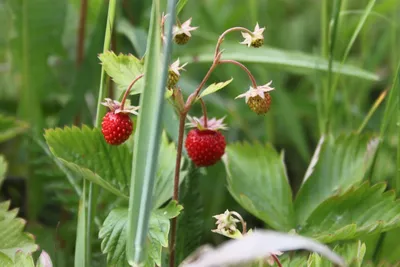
[173,18,198,45]
[101,98,139,115]
[240,23,265,48]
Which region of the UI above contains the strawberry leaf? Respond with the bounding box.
[295,134,379,224]
[0,114,28,143]
[45,126,131,197]
[300,183,400,243]
[0,201,38,264]
[99,51,144,96]
[198,78,233,99]
[99,201,182,266]
[223,142,295,231]
[44,126,184,205]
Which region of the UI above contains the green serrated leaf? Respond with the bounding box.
[0,155,7,188]
[176,168,204,264]
[0,201,38,263]
[0,114,28,143]
[223,142,295,231]
[98,51,144,96]
[300,183,400,243]
[198,78,233,99]
[0,251,35,267]
[99,201,182,266]
[180,43,380,81]
[155,200,183,219]
[44,126,184,204]
[295,134,379,224]
[176,0,188,14]
[44,126,131,196]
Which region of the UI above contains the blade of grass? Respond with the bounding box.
[369,62,400,184]
[95,0,117,125]
[75,181,87,267]
[325,0,342,133]
[330,0,377,131]
[357,89,387,134]
[86,0,117,264]
[126,0,175,264]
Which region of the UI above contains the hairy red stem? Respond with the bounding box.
[120,74,144,109]
[219,59,257,88]
[169,112,187,267]
[272,254,282,267]
[214,27,253,59]
[199,98,208,128]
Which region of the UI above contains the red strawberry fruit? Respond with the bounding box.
[185,116,227,167]
[100,98,139,145]
[101,112,133,145]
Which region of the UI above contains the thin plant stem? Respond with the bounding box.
[199,98,208,128]
[169,112,187,267]
[185,59,219,110]
[325,0,342,133]
[95,0,117,126]
[271,254,282,267]
[120,74,145,109]
[214,27,253,59]
[357,89,387,134]
[219,59,258,88]
[89,0,117,264]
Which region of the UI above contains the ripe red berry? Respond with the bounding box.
[101,112,133,145]
[185,129,226,167]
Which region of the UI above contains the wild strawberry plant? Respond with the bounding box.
[41,0,400,266]
[1,0,399,266]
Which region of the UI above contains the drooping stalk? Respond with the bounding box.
[219,59,258,88]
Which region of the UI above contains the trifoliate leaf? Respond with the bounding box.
[198,78,233,99]
[99,201,182,266]
[295,134,379,224]
[300,183,400,243]
[0,114,28,143]
[99,51,144,96]
[223,142,295,231]
[0,201,38,263]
